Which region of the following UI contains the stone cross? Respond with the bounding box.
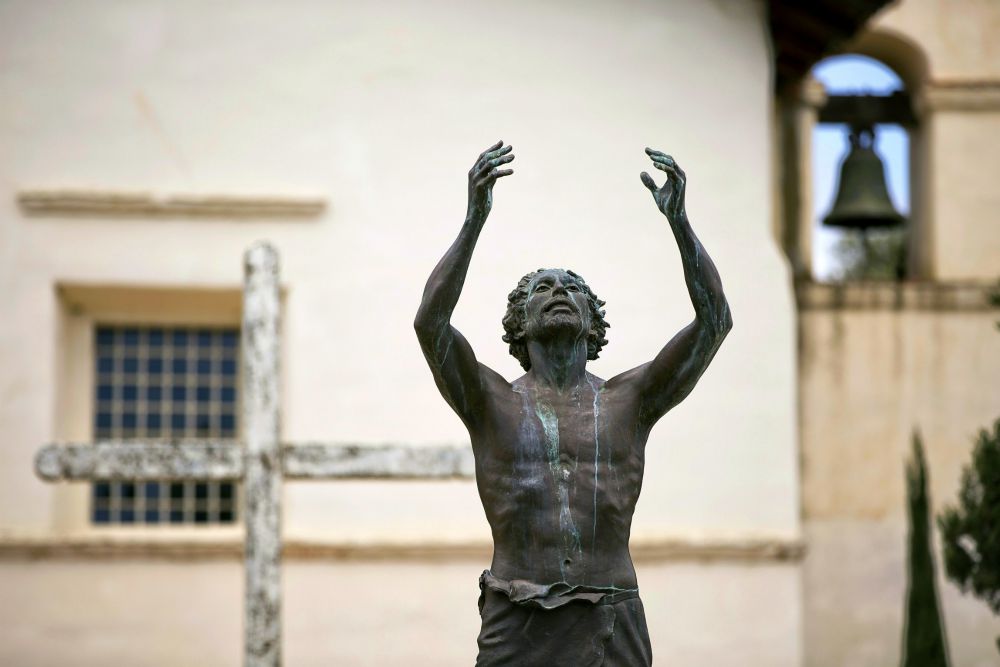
[34,241,474,667]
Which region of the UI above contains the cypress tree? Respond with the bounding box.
[901,433,950,667]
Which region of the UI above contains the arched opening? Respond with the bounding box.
[778,30,931,282]
[811,54,910,280]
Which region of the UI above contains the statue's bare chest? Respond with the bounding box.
[476,377,643,470]
[472,375,647,582]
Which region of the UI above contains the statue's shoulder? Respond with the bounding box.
[478,364,517,399]
[597,366,643,397]
[508,374,529,394]
[585,370,607,388]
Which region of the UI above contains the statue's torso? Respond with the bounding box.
[471,372,648,589]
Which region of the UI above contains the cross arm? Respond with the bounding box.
[35,442,475,482]
[35,441,245,481]
[282,443,475,480]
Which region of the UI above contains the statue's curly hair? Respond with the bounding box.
[501,268,610,371]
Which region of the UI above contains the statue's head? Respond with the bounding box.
[502,268,610,371]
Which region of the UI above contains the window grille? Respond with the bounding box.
[91,326,239,524]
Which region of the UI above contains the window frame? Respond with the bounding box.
[53,284,246,539]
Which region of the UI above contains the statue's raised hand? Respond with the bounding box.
[640,148,686,223]
[467,140,514,224]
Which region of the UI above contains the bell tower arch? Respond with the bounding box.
[778,30,931,281]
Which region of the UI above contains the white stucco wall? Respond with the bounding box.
[0,0,797,544]
[925,112,1000,280]
[870,0,1000,81]
[0,558,803,667]
[0,4,803,661]
[800,303,1000,520]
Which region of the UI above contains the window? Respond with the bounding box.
[91,325,239,524]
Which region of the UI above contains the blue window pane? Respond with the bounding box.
[92,325,240,526]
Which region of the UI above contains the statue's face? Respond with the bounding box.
[523,269,592,343]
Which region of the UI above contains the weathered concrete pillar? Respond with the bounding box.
[242,242,282,667]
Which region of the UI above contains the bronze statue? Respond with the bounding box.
[415,141,732,666]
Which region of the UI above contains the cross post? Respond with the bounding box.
[242,242,282,666]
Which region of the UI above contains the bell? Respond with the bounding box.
[823,127,904,230]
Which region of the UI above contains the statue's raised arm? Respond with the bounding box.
[610,149,733,426]
[413,141,515,427]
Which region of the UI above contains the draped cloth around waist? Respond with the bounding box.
[475,570,652,667]
[478,570,640,608]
